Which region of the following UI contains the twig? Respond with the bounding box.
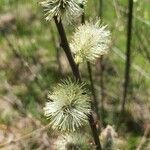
[53,17,102,150]
[81,3,102,133]
[121,0,134,114]
[99,0,103,18]
[54,17,81,82]
[87,61,102,133]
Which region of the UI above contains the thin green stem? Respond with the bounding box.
[81,3,102,134]
[87,61,101,133]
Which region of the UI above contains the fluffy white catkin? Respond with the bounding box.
[44,79,91,132]
[40,0,87,22]
[70,20,111,64]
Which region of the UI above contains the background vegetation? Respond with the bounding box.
[0,0,149,149]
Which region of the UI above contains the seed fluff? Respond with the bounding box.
[70,20,111,64]
[44,79,91,132]
[40,0,87,22]
[55,133,92,150]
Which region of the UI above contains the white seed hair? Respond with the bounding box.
[70,20,111,64]
[55,133,92,150]
[44,79,91,132]
[40,0,87,22]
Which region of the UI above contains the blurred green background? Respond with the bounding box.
[0,0,149,149]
